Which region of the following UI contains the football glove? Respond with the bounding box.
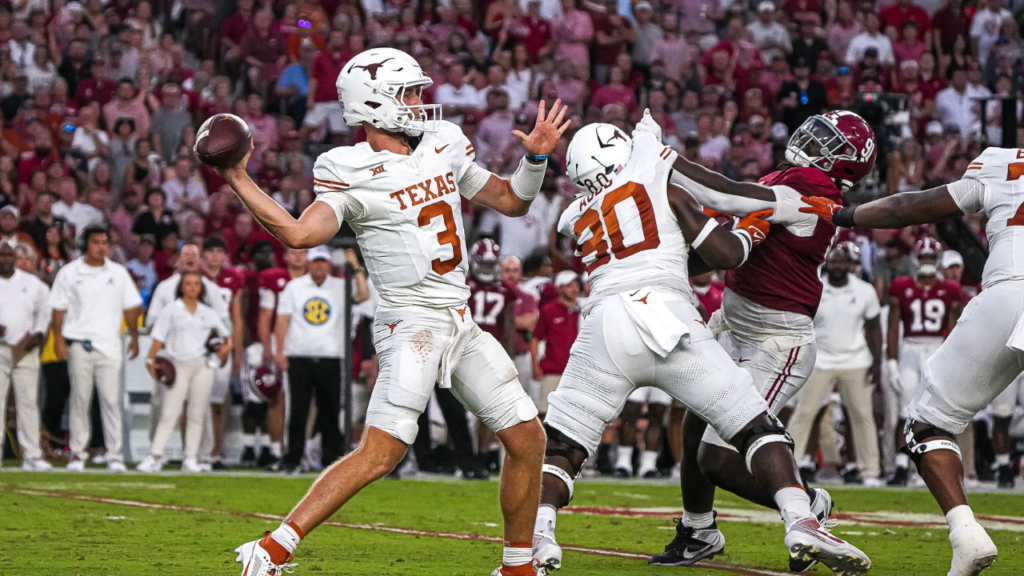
[885,358,902,393]
[737,209,773,246]
[632,108,662,142]
[799,196,842,221]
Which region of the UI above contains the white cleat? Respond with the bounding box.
[785,517,871,575]
[21,458,53,472]
[136,455,163,473]
[181,458,204,474]
[106,461,127,474]
[948,521,998,576]
[533,531,562,575]
[235,538,298,576]
[66,458,86,472]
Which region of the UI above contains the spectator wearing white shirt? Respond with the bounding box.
[788,244,884,487]
[50,226,143,472]
[845,13,896,67]
[52,177,103,240]
[970,0,1012,66]
[8,21,34,68]
[935,68,987,139]
[747,2,792,67]
[138,271,232,474]
[0,243,51,471]
[433,63,484,125]
[161,156,209,217]
[273,246,369,473]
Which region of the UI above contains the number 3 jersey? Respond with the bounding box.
[949,147,1024,289]
[557,132,684,302]
[313,121,492,310]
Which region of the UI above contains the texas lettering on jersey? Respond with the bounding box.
[389,172,457,210]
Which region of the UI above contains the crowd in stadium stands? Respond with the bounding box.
[0,0,1021,486]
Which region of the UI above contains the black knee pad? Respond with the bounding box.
[731,420,794,473]
[902,418,961,466]
[542,424,590,503]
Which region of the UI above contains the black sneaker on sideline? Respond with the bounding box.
[257,447,275,468]
[842,467,863,485]
[211,459,230,471]
[799,465,817,485]
[648,513,725,566]
[998,465,1015,488]
[888,466,909,486]
[240,447,256,468]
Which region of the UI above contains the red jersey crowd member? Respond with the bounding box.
[530,270,580,418]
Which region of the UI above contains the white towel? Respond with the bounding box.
[620,288,689,358]
[437,306,475,388]
[1006,311,1024,354]
[707,308,729,335]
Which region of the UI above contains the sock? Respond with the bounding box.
[996,453,1011,466]
[616,446,633,470]
[640,450,659,472]
[261,520,305,564]
[535,504,557,536]
[798,454,814,469]
[261,433,271,450]
[502,541,533,571]
[895,453,910,469]
[774,486,813,529]
[945,504,977,531]
[270,442,282,458]
[242,434,255,449]
[682,510,715,529]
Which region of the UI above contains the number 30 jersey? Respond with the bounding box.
[557,132,685,301]
[313,121,492,310]
[950,147,1024,289]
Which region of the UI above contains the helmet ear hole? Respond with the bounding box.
[365,101,381,109]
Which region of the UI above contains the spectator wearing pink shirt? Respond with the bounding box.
[894,21,928,64]
[591,66,637,113]
[550,0,593,77]
[242,94,277,173]
[475,89,518,167]
[826,1,864,63]
[551,58,587,107]
[649,14,698,82]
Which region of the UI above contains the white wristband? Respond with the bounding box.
[690,219,718,250]
[510,156,546,202]
[731,229,752,264]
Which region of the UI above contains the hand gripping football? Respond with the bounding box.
[195,113,252,169]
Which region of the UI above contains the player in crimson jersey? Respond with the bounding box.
[886,238,964,486]
[468,239,519,473]
[650,111,877,573]
[691,271,725,319]
[201,236,247,470]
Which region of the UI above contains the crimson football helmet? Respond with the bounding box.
[469,239,501,283]
[836,240,862,262]
[249,363,282,402]
[785,111,877,192]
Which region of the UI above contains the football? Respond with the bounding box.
[153,357,176,387]
[194,113,252,169]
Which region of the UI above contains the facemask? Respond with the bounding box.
[918,263,938,277]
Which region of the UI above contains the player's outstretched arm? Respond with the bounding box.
[668,183,771,270]
[670,154,776,216]
[800,185,964,229]
[218,142,340,248]
[471,99,570,217]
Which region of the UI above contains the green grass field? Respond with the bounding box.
[1,468,1023,575]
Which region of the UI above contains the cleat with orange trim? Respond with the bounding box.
[235,537,298,576]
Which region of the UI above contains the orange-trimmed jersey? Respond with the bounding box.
[557,132,686,301]
[312,121,492,310]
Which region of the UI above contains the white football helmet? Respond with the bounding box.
[566,123,632,196]
[336,47,441,137]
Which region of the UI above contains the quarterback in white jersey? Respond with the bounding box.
[532,117,871,576]
[801,146,1024,576]
[214,47,570,576]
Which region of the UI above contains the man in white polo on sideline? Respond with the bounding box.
[50,225,143,472]
[273,245,368,473]
[0,242,51,471]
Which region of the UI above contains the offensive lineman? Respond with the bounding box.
[531,119,871,575]
[799,146,1024,576]
[648,110,878,572]
[886,237,964,486]
[219,47,570,576]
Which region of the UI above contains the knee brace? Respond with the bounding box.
[902,418,961,466]
[542,424,588,504]
[733,422,794,474]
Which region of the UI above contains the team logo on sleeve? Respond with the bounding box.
[303,297,332,325]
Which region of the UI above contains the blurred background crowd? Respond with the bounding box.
[0,0,1022,488]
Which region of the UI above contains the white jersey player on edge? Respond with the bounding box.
[214,47,570,576]
[801,146,1024,576]
[531,115,872,576]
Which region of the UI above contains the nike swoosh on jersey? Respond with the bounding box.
[435,144,449,153]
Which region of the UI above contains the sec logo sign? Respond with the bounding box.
[303,297,331,325]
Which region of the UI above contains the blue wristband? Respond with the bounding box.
[525,153,549,163]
